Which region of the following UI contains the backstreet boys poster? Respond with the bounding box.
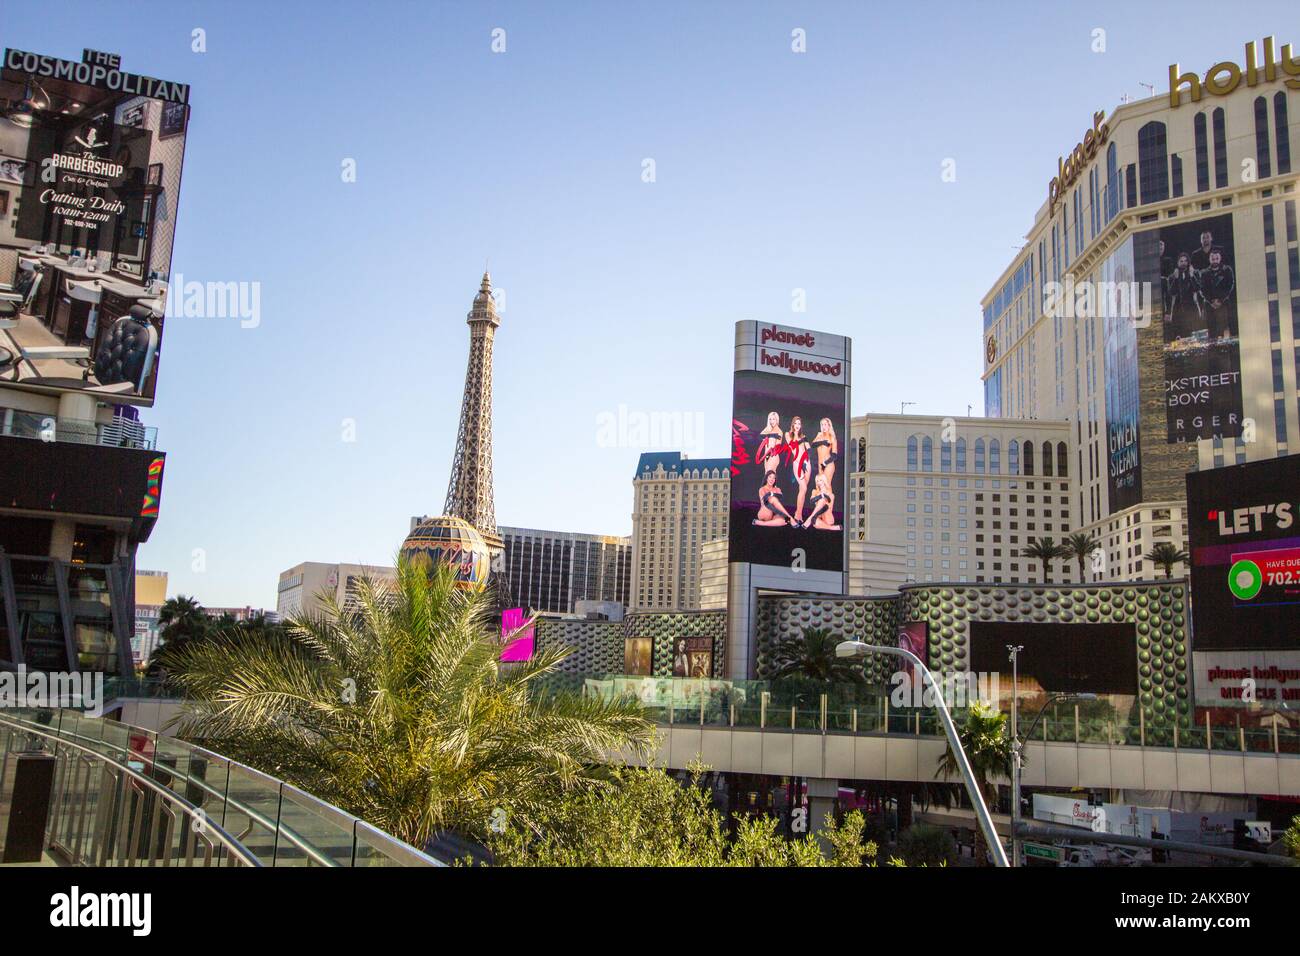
[0,47,191,404]
[1145,214,1244,442]
[729,368,847,574]
[1186,456,1300,651]
[1102,237,1143,510]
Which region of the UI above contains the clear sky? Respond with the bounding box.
[4,1,1292,608]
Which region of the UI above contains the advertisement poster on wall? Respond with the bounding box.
[1186,455,1300,652]
[671,636,713,678]
[728,324,850,579]
[1142,213,1244,442]
[624,636,652,676]
[1102,237,1143,510]
[0,47,191,404]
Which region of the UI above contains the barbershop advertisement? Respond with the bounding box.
[0,47,190,403]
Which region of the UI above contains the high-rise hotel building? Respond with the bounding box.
[981,36,1299,582]
[631,452,730,610]
[498,526,631,615]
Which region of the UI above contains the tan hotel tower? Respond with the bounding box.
[981,35,1299,582]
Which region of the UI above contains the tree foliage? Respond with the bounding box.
[767,627,864,683]
[161,558,655,850]
[489,764,895,867]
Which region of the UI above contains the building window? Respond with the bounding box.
[921,436,933,472]
[1057,441,1068,478]
[1213,108,1228,188]
[907,435,917,471]
[1138,121,1169,204]
[1106,141,1120,221]
[974,438,985,473]
[1255,97,1273,179]
[989,439,1000,474]
[1194,112,1210,192]
[956,437,966,471]
[1277,92,1292,175]
[1008,439,1019,476]
[1125,164,1137,208]
[1023,440,1034,475]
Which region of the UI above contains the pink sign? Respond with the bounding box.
[501,608,535,662]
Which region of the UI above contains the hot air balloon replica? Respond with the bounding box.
[399,516,493,592]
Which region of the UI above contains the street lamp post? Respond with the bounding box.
[1012,691,1098,861]
[837,639,1009,867]
[1006,645,1023,867]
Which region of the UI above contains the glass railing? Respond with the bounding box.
[0,707,442,867]
[0,408,157,450]
[554,674,1300,755]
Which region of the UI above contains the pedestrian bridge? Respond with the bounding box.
[98,676,1300,798]
[574,675,1300,797]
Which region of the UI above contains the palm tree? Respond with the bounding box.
[161,558,655,850]
[766,627,864,683]
[935,702,1012,865]
[1144,542,1190,579]
[1020,536,1068,583]
[157,595,209,644]
[146,596,212,677]
[1063,532,1102,582]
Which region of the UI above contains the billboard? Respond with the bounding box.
[1143,213,1243,442]
[1186,455,1300,651]
[1102,237,1142,511]
[729,323,850,580]
[968,621,1140,695]
[0,47,191,404]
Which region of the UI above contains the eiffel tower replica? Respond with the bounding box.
[443,272,511,610]
[445,271,505,553]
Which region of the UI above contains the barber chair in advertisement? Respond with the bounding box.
[87,305,159,395]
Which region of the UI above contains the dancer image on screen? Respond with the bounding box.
[811,417,839,488]
[786,415,811,523]
[1164,252,1202,338]
[756,411,784,477]
[753,470,795,526]
[801,473,840,530]
[1196,248,1235,339]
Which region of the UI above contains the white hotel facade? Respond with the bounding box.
[981,36,1299,582]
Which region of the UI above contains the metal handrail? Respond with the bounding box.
[0,710,441,867]
[0,713,260,866]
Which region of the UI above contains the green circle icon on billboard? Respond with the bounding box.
[1228,559,1263,601]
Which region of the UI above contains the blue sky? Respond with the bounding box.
[4,1,1292,608]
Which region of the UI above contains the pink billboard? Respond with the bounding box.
[500,608,535,662]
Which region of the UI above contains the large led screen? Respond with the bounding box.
[0,48,191,404]
[728,369,846,574]
[1142,213,1244,443]
[1102,237,1142,511]
[1187,455,1300,651]
[969,621,1140,696]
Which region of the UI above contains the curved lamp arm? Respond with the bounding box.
[836,640,1009,868]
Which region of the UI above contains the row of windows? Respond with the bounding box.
[990,94,1293,347]
[906,436,1069,476]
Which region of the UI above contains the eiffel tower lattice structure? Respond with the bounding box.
[444,272,504,556]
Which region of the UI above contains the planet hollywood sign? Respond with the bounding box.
[756,325,844,381]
